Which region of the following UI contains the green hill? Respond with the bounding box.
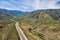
[19,9,60,40]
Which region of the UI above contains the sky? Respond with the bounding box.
[0,0,60,12]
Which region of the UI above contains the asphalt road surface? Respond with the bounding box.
[15,22,28,40]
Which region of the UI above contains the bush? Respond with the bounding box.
[28,28,32,31]
[0,26,3,28]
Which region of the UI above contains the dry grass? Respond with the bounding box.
[19,21,60,40]
[19,22,43,40]
[0,22,20,40]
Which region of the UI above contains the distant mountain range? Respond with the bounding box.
[0,9,26,22]
[0,9,60,22]
[0,9,25,16]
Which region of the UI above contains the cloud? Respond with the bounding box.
[0,0,60,12]
[33,0,60,10]
[0,0,34,11]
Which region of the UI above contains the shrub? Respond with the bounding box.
[28,28,32,31]
[0,26,3,28]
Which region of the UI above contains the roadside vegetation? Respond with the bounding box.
[0,21,20,40]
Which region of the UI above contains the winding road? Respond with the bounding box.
[15,22,28,40]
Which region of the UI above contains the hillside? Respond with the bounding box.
[0,9,21,40]
[21,9,60,19]
[19,9,60,40]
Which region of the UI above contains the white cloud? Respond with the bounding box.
[32,0,60,10]
[0,0,60,12]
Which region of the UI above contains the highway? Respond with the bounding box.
[15,22,28,40]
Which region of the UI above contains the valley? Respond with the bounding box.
[0,9,60,40]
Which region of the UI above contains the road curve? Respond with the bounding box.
[15,22,28,40]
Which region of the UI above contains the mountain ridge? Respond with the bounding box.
[25,9,60,20]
